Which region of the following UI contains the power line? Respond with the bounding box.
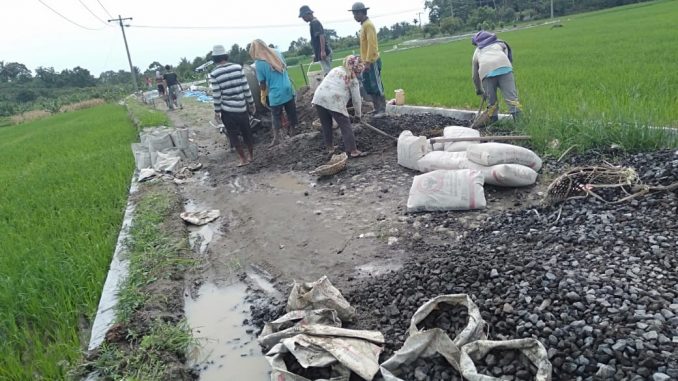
[38,0,104,30]
[77,0,110,26]
[95,0,113,19]
[127,8,423,30]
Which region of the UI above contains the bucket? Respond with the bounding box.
[395,89,405,105]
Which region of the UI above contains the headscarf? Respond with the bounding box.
[342,55,364,84]
[249,39,285,73]
[472,31,512,62]
[471,31,497,48]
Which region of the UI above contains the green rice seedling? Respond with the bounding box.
[0,104,137,379]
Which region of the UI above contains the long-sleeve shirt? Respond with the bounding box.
[209,63,254,113]
[311,67,362,118]
[472,42,512,92]
[359,19,379,64]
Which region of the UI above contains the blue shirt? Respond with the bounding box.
[254,51,295,107]
[486,66,513,78]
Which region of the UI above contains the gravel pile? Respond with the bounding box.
[345,150,678,380]
[416,303,469,338]
[391,354,464,381]
[473,349,537,380]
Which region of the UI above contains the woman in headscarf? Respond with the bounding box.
[311,55,367,158]
[471,31,522,123]
[249,39,298,148]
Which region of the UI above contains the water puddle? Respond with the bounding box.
[185,282,270,380]
[268,173,308,192]
[246,270,283,299]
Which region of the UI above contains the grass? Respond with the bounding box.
[77,188,196,380]
[291,0,678,155]
[0,104,137,379]
[125,98,171,128]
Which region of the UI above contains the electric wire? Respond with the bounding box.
[95,0,114,19]
[127,8,423,30]
[37,0,104,30]
[77,0,111,26]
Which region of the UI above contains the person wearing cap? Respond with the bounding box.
[350,2,386,117]
[312,55,367,159]
[209,44,256,167]
[299,5,333,77]
[471,31,522,122]
[249,39,298,148]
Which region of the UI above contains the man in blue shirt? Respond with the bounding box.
[249,39,298,148]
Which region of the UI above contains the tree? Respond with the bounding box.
[1,62,32,83]
[148,61,163,71]
[440,16,463,34]
[15,89,37,103]
[35,66,59,87]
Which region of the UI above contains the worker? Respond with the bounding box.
[298,5,333,76]
[312,55,368,159]
[350,2,386,117]
[163,65,183,110]
[249,39,298,148]
[210,44,256,167]
[471,31,522,122]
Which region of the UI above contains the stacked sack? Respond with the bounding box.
[131,127,199,173]
[398,127,541,212]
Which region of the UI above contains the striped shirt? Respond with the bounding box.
[210,63,254,113]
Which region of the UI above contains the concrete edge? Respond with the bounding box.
[87,175,139,351]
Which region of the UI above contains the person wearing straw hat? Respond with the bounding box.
[249,39,298,148]
[350,2,386,117]
[312,55,368,159]
[209,44,256,167]
[299,5,333,77]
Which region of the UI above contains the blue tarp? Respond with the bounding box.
[182,90,213,103]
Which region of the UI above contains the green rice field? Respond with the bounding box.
[0,104,137,379]
[290,0,678,153]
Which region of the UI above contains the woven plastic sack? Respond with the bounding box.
[443,126,480,152]
[417,151,469,172]
[460,339,552,381]
[407,169,486,212]
[397,130,430,171]
[380,294,487,380]
[467,143,542,171]
[170,128,190,149]
[287,276,356,322]
[132,143,151,170]
[417,152,537,187]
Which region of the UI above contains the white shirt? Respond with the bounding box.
[311,67,362,118]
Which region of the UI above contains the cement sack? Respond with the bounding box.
[131,143,151,170]
[427,139,445,151]
[146,132,174,153]
[180,210,220,225]
[460,339,552,381]
[417,153,537,187]
[417,151,469,172]
[443,126,480,152]
[170,128,190,149]
[266,327,384,381]
[287,276,356,322]
[407,169,486,212]
[183,144,199,161]
[258,309,342,349]
[380,294,487,380]
[397,130,430,171]
[467,143,542,171]
[153,150,181,173]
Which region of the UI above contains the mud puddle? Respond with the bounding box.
[185,282,270,380]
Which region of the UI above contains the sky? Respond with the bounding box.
[2,0,428,76]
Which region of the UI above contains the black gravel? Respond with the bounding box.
[386,354,464,381]
[473,349,537,380]
[344,149,678,380]
[416,303,469,339]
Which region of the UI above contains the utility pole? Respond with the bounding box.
[108,15,138,92]
[551,0,554,19]
[417,12,423,29]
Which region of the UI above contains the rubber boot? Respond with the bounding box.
[373,95,387,117]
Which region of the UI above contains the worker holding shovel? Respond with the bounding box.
[471,31,522,125]
[312,55,368,159]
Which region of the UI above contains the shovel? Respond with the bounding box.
[470,95,492,129]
